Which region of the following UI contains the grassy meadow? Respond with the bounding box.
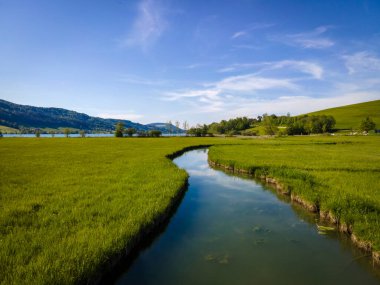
[208,136,380,252]
[306,99,380,130]
[0,137,225,284]
[1,135,380,284]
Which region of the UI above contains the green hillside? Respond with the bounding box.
[306,100,380,130]
[0,99,183,133]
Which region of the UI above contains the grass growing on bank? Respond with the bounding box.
[2,136,380,284]
[0,137,225,285]
[208,136,380,252]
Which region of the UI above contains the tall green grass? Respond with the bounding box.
[1,136,380,284]
[0,137,225,284]
[208,136,380,252]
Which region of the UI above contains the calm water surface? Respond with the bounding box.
[115,149,380,285]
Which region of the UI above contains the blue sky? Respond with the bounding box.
[1,0,380,126]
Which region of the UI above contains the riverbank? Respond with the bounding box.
[208,136,380,265]
[116,148,380,285]
[1,136,379,283]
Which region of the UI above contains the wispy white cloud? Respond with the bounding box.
[164,74,297,100]
[228,92,380,118]
[123,0,167,49]
[160,56,380,122]
[272,26,334,49]
[162,73,298,114]
[231,23,275,39]
[218,60,324,79]
[342,51,380,74]
[164,88,220,101]
[231,31,247,39]
[184,63,206,69]
[213,74,298,91]
[263,60,324,79]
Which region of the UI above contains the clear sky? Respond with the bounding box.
[1,0,380,126]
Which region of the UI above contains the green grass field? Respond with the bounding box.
[305,100,380,130]
[0,137,226,284]
[208,136,380,252]
[1,136,380,284]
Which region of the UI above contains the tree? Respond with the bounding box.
[286,115,335,135]
[79,130,86,138]
[64,128,70,138]
[321,115,336,133]
[35,129,41,138]
[125,128,136,137]
[149,130,162,137]
[360,116,376,132]
[114,122,124,137]
[187,124,209,137]
[262,115,278,135]
[201,124,208,136]
[287,120,305,135]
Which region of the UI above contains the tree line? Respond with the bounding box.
[185,114,377,136]
[114,123,162,137]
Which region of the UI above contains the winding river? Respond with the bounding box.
[115,149,380,285]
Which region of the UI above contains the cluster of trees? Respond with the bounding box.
[187,124,210,137]
[201,114,294,136]
[260,113,292,126]
[137,130,162,137]
[285,115,336,135]
[186,114,339,137]
[207,117,255,135]
[115,123,162,137]
[33,128,87,138]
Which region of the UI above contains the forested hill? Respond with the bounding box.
[0,99,179,132]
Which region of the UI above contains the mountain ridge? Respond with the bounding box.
[0,99,182,133]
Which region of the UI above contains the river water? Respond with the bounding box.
[115,149,380,285]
